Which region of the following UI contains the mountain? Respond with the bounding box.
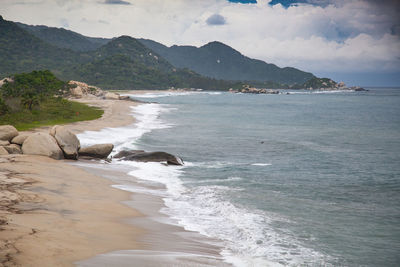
[0,16,321,90]
[16,22,110,52]
[139,39,315,85]
[0,16,236,90]
[0,15,89,77]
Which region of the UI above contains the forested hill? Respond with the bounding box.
[15,20,315,85]
[139,39,315,85]
[0,16,239,90]
[1,16,322,89]
[16,22,110,52]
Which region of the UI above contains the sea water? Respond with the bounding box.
[78,88,400,266]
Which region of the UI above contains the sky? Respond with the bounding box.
[1,0,399,86]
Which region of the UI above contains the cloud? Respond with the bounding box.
[0,0,399,85]
[228,0,257,3]
[104,0,131,5]
[206,14,226,25]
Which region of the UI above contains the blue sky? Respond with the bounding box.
[0,0,399,86]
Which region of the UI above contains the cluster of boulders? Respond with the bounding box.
[0,125,184,166]
[0,125,113,160]
[229,86,279,94]
[68,81,131,100]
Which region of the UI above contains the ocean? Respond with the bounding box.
[78,88,400,266]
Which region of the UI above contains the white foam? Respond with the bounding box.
[251,163,272,166]
[77,100,331,266]
[78,103,172,152]
[126,91,222,99]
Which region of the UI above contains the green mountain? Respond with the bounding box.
[0,16,237,90]
[0,16,325,90]
[0,15,90,77]
[16,22,110,52]
[139,39,315,85]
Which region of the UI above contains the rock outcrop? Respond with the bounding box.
[0,125,19,141]
[50,125,80,159]
[68,81,104,98]
[114,150,184,165]
[79,144,114,159]
[22,133,64,160]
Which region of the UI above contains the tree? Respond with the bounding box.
[21,91,39,110]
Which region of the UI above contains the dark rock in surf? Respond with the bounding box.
[115,150,184,165]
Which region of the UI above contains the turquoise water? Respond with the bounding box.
[126,89,400,266]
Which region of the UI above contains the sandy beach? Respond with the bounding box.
[0,96,228,267]
[0,98,143,267]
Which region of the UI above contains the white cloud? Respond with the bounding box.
[0,0,399,74]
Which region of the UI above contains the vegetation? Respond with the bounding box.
[139,39,315,85]
[290,77,338,89]
[0,70,103,130]
[1,16,336,91]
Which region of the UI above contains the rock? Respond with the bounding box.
[116,150,184,165]
[79,144,114,159]
[119,95,131,101]
[4,144,22,154]
[0,77,13,88]
[114,150,145,159]
[0,140,10,146]
[70,86,84,98]
[105,92,120,100]
[22,133,64,160]
[68,81,104,98]
[0,146,8,155]
[51,125,80,160]
[0,125,18,141]
[11,134,30,145]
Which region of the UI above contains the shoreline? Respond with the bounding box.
[0,98,143,266]
[0,95,229,266]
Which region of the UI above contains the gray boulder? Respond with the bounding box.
[22,133,64,160]
[79,144,114,159]
[4,144,22,154]
[50,125,80,159]
[115,150,184,165]
[11,134,30,145]
[0,125,18,141]
[0,146,8,155]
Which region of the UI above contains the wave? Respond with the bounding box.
[286,90,355,95]
[125,91,222,99]
[251,163,272,166]
[77,100,331,266]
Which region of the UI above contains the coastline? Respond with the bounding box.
[0,98,142,266]
[0,96,229,266]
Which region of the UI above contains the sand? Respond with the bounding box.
[0,96,229,267]
[0,98,142,267]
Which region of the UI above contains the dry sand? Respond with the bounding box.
[0,98,142,267]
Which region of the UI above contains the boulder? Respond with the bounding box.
[105,92,120,100]
[22,133,64,160]
[0,146,8,155]
[0,125,18,141]
[79,144,114,159]
[0,140,10,146]
[116,150,184,165]
[4,144,22,154]
[11,134,30,145]
[51,125,80,159]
